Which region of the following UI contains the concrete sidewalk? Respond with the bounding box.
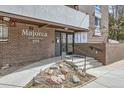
[0,57,62,88]
[82,60,124,88]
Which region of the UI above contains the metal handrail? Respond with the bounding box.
[73,47,88,74]
[60,46,88,74]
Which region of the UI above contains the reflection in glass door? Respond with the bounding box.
[67,34,73,54]
[61,33,67,56]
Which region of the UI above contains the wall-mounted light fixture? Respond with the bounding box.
[3,17,10,22]
[64,27,68,30]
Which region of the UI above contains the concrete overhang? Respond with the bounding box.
[0,5,89,32]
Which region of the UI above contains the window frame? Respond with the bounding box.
[74,32,88,43]
[94,16,102,36]
[95,16,101,27]
[0,24,8,41]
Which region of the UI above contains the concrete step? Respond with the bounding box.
[64,58,85,63]
[86,57,95,60]
[64,55,103,70]
[74,60,99,66]
[64,57,96,64]
[65,55,95,60]
[65,59,103,70]
[78,62,103,70]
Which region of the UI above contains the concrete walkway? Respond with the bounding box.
[0,57,124,88]
[82,59,124,88]
[0,57,62,88]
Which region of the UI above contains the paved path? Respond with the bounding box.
[0,57,124,88]
[82,60,124,88]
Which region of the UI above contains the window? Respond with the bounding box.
[0,24,8,41]
[94,27,101,36]
[95,17,101,36]
[75,32,87,43]
[95,17,101,27]
[95,5,101,13]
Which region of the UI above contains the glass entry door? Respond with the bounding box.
[55,31,74,57]
[61,33,74,55]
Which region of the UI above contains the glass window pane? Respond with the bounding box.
[95,5,101,12]
[95,17,101,27]
[0,26,2,38]
[0,24,8,41]
[3,27,8,38]
[78,33,80,43]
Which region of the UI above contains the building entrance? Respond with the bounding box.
[55,31,74,57]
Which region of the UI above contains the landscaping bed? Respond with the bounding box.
[30,61,96,88]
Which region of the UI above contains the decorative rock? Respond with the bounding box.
[60,85,64,88]
[46,76,62,84]
[50,66,59,69]
[57,76,63,84]
[71,75,80,83]
[78,69,83,75]
[46,78,57,85]
[48,69,53,75]
[44,68,49,73]
[34,79,41,85]
[1,64,10,70]
[46,76,59,84]
[82,72,86,76]
[77,69,86,76]
[58,75,66,81]
[45,69,53,75]
[59,63,64,68]
[61,67,69,75]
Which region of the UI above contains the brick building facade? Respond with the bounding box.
[0,5,109,67]
[0,22,55,65]
[78,5,109,43]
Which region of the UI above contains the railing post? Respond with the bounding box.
[83,55,86,73]
[72,53,73,62]
[61,53,62,60]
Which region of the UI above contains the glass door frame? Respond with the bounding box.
[55,31,74,56]
[66,32,74,55]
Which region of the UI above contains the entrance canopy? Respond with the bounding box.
[0,5,89,31]
[0,11,88,32]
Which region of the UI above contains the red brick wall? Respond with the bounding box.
[106,43,124,65]
[74,43,106,65]
[0,22,55,65]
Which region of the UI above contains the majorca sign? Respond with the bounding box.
[22,29,48,40]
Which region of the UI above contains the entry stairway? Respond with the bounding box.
[64,55,103,70]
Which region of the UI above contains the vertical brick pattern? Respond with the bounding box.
[0,21,55,65]
[74,43,106,65]
[106,43,124,65]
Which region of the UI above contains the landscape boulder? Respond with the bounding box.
[60,67,69,75]
[59,63,64,68]
[46,75,63,85]
[58,74,66,81]
[77,69,86,76]
[71,75,80,83]
[1,64,10,70]
[44,69,53,75]
[34,79,41,85]
[50,65,59,69]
